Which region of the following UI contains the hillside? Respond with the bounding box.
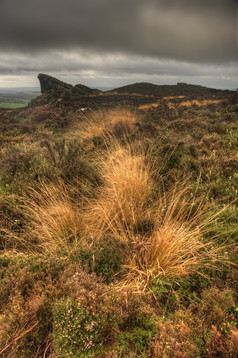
[108,81,229,97]
[30,73,236,109]
[0,74,238,357]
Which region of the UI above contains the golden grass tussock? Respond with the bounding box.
[163,96,186,100]
[121,186,227,292]
[179,99,222,107]
[82,142,153,243]
[138,103,159,109]
[168,99,222,108]
[23,181,82,252]
[78,107,137,141]
[81,142,231,292]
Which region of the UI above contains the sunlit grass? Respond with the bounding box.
[23,181,82,253]
[82,142,153,243]
[80,141,231,291]
[120,185,229,292]
[77,107,137,141]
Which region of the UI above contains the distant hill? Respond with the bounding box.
[109,82,231,97]
[29,73,236,109]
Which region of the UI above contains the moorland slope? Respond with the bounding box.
[0,74,237,357]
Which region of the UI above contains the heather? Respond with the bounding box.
[0,78,237,357]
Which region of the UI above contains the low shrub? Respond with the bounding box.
[52,298,103,357]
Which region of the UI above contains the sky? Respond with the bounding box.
[0,0,237,90]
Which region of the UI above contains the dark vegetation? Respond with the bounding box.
[0,74,237,357]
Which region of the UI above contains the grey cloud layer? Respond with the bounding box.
[0,0,237,62]
[0,50,237,88]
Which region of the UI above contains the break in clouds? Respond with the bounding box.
[0,0,237,88]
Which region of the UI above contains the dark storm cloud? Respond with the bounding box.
[0,0,236,62]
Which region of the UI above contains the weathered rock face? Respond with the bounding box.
[33,74,101,107]
[38,74,72,94]
[73,84,99,96]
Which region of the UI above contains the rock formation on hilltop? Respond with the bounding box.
[31,74,101,107]
[38,73,72,94]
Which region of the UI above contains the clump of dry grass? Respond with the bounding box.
[82,142,153,243]
[81,141,231,292]
[23,181,82,252]
[121,185,228,292]
[78,107,137,141]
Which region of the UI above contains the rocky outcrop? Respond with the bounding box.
[30,74,73,106]
[31,74,101,107]
[72,84,100,96]
[38,74,72,95]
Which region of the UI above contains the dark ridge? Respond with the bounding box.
[30,74,235,108]
[109,82,232,98]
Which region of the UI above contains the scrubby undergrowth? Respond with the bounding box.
[0,106,237,357]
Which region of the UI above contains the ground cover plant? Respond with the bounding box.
[0,89,238,357]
